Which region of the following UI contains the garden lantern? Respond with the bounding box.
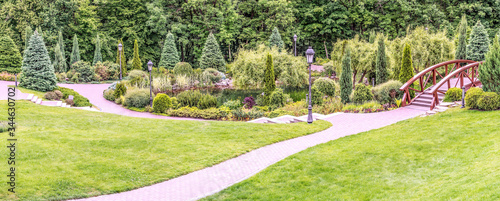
[118,43,123,80]
[306,46,315,124]
[293,34,297,56]
[148,60,153,106]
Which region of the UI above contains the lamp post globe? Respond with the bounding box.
[293,34,297,56]
[118,43,123,80]
[148,60,153,106]
[305,46,315,124]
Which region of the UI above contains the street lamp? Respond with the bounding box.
[293,34,297,56]
[148,60,153,106]
[306,46,315,124]
[118,43,123,80]
[14,74,17,87]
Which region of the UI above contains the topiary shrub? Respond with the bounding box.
[103,89,115,101]
[223,100,242,110]
[177,90,203,107]
[313,77,337,97]
[351,84,374,104]
[114,82,127,99]
[173,62,193,76]
[270,88,286,109]
[311,85,323,106]
[153,93,172,113]
[372,80,403,104]
[124,89,150,108]
[444,87,462,102]
[198,94,218,109]
[465,87,484,109]
[243,96,256,109]
[71,61,95,82]
[477,92,500,111]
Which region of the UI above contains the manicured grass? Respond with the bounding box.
[205,108,500,200]
[10,85,47,100]
[0,101,331,200]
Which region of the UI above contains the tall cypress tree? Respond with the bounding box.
[70,34,80,66]
[479,35,500,93]
[467,21,490,62]
[340,48,353,104]
[57,30,67,69]
[264,53,276,105]
[269,27,284,50]
[132,39,142,70]
[116,39,127,75]
[0,35,23,74]
[53,43,66,73]
[199,33,226,71]
[399,43,415,98]
[455,15,467,61]
[92,34,102,66]
[159,32,180,70]
[19,31,57,92]
[375,34,388,85]
[24,26,33,51]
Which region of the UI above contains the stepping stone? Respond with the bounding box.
[426,110,437,115]
[31,96,38,103]
[61,103,66,107]
[273,115,303,124]
[439,102,455,107]
[248,117,282,124]
[56,101,62,107]
[35,99,42,105]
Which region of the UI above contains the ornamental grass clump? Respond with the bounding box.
[153,93,172,113]
[177,90,203,107]
[198,94,218,109]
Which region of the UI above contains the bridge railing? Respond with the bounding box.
[399,59,476,107]
[428,61,483,110]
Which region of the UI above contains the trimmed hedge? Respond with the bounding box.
[313,77,336,97]
[444,87,462,102]
[153,93,172,113]
[478,92,500,111]
[351,84,373,104]
[465,87,484,109]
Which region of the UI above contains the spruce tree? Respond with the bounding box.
[0,35,23,73]
[455,15,467,61]
[479,35,500,93]
[116,39,127,75]
[399,43,415,98]
[53,43,66,73]
[264,53,276,105]
[24,26,33,51]
[70,34,80,66]
[340,48,353,104]
[268,27,284,50]
[375,34,388,85]
[57,30,67,70]
[132,39,142,70]
[19,31,57,92]
[159,32,180,70]
[467,21,490,61]
[92,34,103,66]
[199,33,226,71]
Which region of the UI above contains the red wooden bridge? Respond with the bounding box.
[399,60,483,110]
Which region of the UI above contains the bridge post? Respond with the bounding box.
[446,64,450,89]
[432,70,436,85]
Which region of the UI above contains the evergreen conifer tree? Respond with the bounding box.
[92,34,102,66]
[268,27,284,50]
[479,35,500,93]
[455,15,467,61]
[53,43,66,73]
[199,33,226,71]
[0,35,23,73]
[375,34,388,85]
[340,48,353,104]
[116,39,127,75]
[24,26,33,51]
[57,30,67,69]
[132,39,142,70]
[399,43,415,97]
[467,21,490,61]
[70,34,80,66]
[19,31,57,92]
[264,53,276,105]
[159,32,180,70]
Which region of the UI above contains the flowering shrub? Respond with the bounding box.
[243,96,256,109]
[0,72,15,81]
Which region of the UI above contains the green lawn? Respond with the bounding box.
[11,86,47,100]
[0,101,331,200]
[205,108,500,200]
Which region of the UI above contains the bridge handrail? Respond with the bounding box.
[428,61,483,95]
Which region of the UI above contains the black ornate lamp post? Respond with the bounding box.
[14,74,17,87]
[148,60,153,106]
[118,43,123,80]
[293,34,297,56]
[306,46,315,124]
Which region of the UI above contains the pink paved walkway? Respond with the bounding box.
[72,107,426,201]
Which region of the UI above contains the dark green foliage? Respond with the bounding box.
[313,77,336,97]
[372,80,403,104]
[351,84,373,104]
[479,35,500,93]
[57,87,78,99]
[375,35,388,85]
[70,34,80,65]
[269,27,284,50]
[132,40,142,70]
[159,32,180,69]
[467,21,489,62]
[223,100,242,110]
[53,43,66,73]
[199,33,226,71]
[153,93,172,113]
[465,87,484,109]
[198,94,218,109]
[173,62,193,76]
[340,48,352,104]
[19,32,57,92]
[444,87,462,102]
[311,85,323,106]
[24,26,32,51]
[270,88,285,108]
[92,34,102,66]
[58,31,67,68]
[177,90,203,107]
[71,61,95,82]
[0,35,22,73]
[399,43,414,98]
[124,89,150,108]
[455,15,467,60]
[477,92,500,111]
[114,82,127,99]
[116,39,127,75]
[74,95,92,107]
[264,53,276,105]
